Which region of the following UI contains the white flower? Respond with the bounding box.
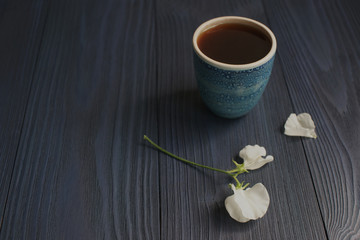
[239,145,274,170]
[225,183,270,223]
[284,113,317,138]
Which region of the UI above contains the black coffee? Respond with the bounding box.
[197,23,272,64]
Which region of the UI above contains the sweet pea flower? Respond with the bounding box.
[284,113,317,138]
[144,135,273,223]
[225,183,270,223]
[239,145,274,170]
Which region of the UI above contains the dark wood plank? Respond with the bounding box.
[0,0,159,239]
[0,0,48,227]
[155,0,327,239]
[263,0,360,239]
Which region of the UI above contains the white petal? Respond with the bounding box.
[239,145,274,170]
[284,113,317,138]
[225,183,270,223]
[239,145,265,160]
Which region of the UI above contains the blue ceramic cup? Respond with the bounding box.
[193,16,277,118]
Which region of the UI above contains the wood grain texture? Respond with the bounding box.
[1,0,359,238]
[155,0,327,239]
[0,0,48,227]
[263,0,360,238]
[0,0,159,239]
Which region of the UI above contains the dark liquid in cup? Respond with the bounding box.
[197,23,272,64]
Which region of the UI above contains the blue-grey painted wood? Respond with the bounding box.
[0,0,359,238]
[0,0,159,239]
[0,0,48,228]
[155,0,327,239]
[263,0,360,239]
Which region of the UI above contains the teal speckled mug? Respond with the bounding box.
[193,16,277,118]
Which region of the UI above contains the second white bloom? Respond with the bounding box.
[225,183,270,223]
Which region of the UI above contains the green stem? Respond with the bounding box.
[227,169,240,173]
[144,135,233,177]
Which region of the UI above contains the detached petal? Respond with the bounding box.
[239,145,274,170]
[284,113,317,138]
[225,183,270,223]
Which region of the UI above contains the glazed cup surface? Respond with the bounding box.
[193,16,277,118]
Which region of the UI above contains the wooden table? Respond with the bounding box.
[1,0,359,239]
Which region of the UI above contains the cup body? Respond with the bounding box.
[193,16,277,118]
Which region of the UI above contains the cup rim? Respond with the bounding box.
[193,16,277,70]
